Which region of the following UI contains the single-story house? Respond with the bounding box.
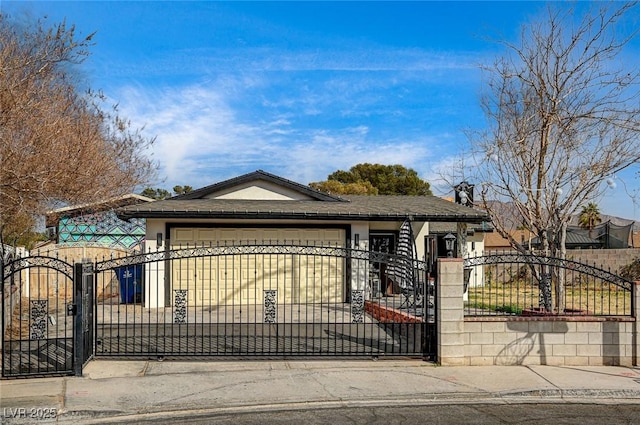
[117,170,489,308]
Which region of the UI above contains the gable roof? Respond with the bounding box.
[117,195,489,222]
[172,170,344,202]
[117,171,489,223]
[484,229,534,250]
[529,229,604,249]
[46,194,154,227]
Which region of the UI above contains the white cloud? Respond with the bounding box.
[114,79,449,190]
[116,83,264,186]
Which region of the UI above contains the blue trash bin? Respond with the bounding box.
[115,265,143,303]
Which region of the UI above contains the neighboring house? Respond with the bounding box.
[483,229,534,252]
[484,222,637,251]
[45,194,154,251]
[527,222,634,250]
[116,170,488,308]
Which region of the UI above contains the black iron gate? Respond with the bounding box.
[93,244,437,361]
[74,261,95,375]
[2,244,436,378]
[1,256,94,378]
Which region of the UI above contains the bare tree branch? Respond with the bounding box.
[468,2,640,312]
[0,14,157,244]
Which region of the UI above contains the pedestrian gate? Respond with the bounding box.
[1,256,94,378]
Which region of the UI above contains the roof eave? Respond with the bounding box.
[118,210,489,223]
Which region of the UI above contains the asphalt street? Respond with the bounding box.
[86,403,640,425]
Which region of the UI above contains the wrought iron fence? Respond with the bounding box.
[463,252,633,317]
[2,255,76,378]
[91,241,435,359]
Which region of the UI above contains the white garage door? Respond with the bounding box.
[170,227,345,306]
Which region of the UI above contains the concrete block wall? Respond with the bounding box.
[485,248,639,274]
[463,318,634,366]
[437,257,640,367]
[565,248,640,274]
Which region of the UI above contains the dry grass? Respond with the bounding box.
[3,296,70,340]
[466,281,632,316]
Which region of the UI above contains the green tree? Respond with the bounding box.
[173,185,193,195]
[311,164,432,196]
[140,185,193,199]
[0,14,156,247]
[309,180,378,195]
[578,203,602,230]
[140,188,172,200]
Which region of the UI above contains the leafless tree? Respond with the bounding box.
[469,3,640,312]
[0,15,156,248]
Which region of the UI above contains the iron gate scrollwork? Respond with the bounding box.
[2,256,74,377]
[463,253,633,317]
[92,243,437,360]
[1,254,97,378]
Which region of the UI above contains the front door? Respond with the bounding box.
[370,234,396,295]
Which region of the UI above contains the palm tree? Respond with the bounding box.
[578,203,602,235]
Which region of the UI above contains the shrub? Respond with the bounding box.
[620,258,640,281]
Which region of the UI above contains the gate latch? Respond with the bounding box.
[66,303,77,316]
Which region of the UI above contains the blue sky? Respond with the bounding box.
[2,1,640,221]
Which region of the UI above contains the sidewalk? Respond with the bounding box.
[2,359,640,424]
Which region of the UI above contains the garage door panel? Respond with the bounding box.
[196,229,216,242]
[170,228,345,306]
[173,228,194,244]
[262,229,279,241]
[297,255,343,303]
[323,229,343,242]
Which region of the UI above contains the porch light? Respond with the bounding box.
[444,232,456,257]
[156,232,163,248]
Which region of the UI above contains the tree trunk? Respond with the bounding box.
[555,222,567,314]
[538,230,553,312]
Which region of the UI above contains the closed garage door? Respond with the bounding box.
[170,227,345,306]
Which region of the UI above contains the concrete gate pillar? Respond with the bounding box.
[437,258,465,366]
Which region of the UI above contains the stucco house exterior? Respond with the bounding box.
[117,170,488,309]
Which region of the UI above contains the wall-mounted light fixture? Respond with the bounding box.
[444,232,456,258]
[156,232,163,248]
[354,234,359,246]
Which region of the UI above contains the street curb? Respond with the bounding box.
[500,388,640,399]
[49,391,640,424]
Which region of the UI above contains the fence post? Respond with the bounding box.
[437,257,465,365]
[74,260,96,376]
[634,281,640,366]
[73,262,83,376]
